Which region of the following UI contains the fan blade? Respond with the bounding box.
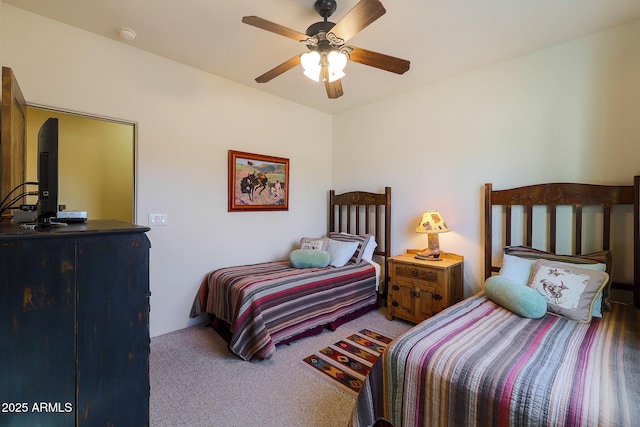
[324,79,344,99]
[242,16,309,42]
[330,0,386,42]
[255,55,301,83]
[349,47,410,74]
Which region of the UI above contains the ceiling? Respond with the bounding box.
[5,0,640,114]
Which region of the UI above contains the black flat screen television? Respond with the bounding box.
[36,118,59,227]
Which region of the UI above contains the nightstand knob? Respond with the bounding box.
[392,284,400,291]
[433,293,442,300]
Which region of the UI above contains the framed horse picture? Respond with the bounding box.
[228,150,289,212]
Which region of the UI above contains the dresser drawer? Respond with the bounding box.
[394,265,442,283]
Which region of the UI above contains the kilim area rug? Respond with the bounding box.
[302,329,393,397]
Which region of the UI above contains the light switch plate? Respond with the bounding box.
[148,213,168,226]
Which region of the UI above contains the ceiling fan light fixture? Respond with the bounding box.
[327,50,347,82]
[301,51,322,82]
[243,0,410,98]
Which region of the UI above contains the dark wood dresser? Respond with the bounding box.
[0,220,151,426]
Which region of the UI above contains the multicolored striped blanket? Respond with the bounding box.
[350,293,640,427]
[192,261,377,361]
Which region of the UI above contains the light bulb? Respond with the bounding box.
[328,69,345,83]
[327,51,348,82]
[300,51,321,82]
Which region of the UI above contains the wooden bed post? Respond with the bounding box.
[384,186,392,293]
[635,176,640,309]
[384,187,391,254]
[484,183,493,281]
[329,190,336,232]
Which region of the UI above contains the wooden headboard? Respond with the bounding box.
[484,177,640,309]
[329,187,392,287]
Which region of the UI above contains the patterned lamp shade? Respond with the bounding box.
[415,211,450,234]
[414,211,450,259]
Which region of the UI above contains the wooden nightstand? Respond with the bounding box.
[386,252,463,323]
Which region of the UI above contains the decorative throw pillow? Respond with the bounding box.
[289,249,330,269]
[299,237,328,251]
[527,260,609,323]
[326,239,359,267]
[503,246,612,311]
[499,252,606,318]
[484,276,547,319]
[328,232,372,264]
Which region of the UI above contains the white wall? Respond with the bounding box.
[333,20,640,297]
[1,4,333,336]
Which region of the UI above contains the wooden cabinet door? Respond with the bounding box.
[75,232,150,427]
[1,67,27,216]
[388,277,417,321]
[415,282,446,319]
[0,238,76,426]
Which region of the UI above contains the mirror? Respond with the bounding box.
[26,106,136,222]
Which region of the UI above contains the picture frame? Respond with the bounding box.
[228,150,289,212]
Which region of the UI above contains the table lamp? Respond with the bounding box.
[414,211,450,260]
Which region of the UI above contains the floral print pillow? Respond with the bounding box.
[528,260,609,323]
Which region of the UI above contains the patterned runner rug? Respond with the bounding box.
[302,329,394,397]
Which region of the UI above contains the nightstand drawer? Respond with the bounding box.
[394,265,441,282]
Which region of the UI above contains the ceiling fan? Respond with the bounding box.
[242,0,410,99]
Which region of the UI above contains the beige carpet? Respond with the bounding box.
[150,307,412,427]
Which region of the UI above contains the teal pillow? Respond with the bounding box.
[289,249,330,269]
[484,276,546,319]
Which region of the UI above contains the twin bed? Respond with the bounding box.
[191,187,391,361]
[351,177,640,426]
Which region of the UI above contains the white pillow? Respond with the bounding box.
[499,254,536,285]
[330,232,372,264]
[326,239,359,267]
[361,236,378,261]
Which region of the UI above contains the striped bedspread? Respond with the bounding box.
[192,261,377,361]
[351,294,640,427]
